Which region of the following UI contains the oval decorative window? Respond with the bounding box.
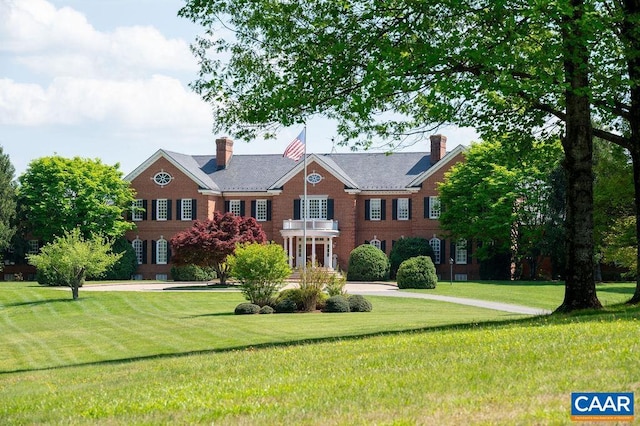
[153,171,172,186]
[306,172,323,185]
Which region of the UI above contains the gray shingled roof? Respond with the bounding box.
[164,150,434,192]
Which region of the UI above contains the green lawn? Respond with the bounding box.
[404,280,636,310]
[0,281,638,424]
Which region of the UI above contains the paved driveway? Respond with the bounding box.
[82,281,551,315]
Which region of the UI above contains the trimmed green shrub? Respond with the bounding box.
[170,264,217,281]
[389,237,435,279]
[274,298,297,313]
[90,237,137,280]
[396,256,438,289]
[276,288,304,311]
[36,267,72,287]
[323,295,351,313]
[316,292,329,311]
[234,303,261,315]
[227,242,291,306]
[259,305,274,314]
[346,244,390,281]
[348,294,373,312]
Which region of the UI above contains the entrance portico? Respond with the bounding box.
[281,219,340,269]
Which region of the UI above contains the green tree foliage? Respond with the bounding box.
[227,242,291,306]
[179,0,626,310]
[0,146,16,257]
[27,229,122,300]
[170,212,267,285]
[396,256,438,289]
[439,139,564,279]
[97,237,138,281]
[388,237,435,279]
[17,156,135,243]
[347,244,390,281]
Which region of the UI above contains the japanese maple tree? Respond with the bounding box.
[169,212,267,285]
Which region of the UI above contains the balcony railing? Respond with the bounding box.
[282,219,339,231]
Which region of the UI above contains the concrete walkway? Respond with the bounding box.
[82,281,551,316]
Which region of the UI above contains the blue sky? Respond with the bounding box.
[0,0,477,178]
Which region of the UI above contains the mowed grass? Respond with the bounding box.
[405,280,636,310]
[0,281,638,424]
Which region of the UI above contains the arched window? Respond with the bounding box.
[429,238,441,264]
[132,238,143,265]
[369,238,381,250]
[156,238,168,265]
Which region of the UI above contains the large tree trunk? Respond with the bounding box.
[622,0,640,304]
[556,0,602,312]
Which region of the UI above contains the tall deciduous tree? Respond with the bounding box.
[0,146,17,255]
[17,156,136,243]
[179,0,607,310]
[439,138,564,279]
[170,212,267,285]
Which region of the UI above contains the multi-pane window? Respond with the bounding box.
[181,199,192,221]
[156,199,168,221]
[370,238,381,250]
[132,239,143,265]
[397,198,410,220]
[302,197,327,219]
[28,240,39,255]
[229,200,241,216]
[369,198,381,221]
[430,238,441,264]
[256,199,268,221]
[455,239,468,264]
[429,196,441,219]
[132,199,144,221]
[156,238,168,265]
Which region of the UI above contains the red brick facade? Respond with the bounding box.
[124,136,480,281]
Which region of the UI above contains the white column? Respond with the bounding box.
[327,238,334,270]
[288,237,294,268]
[311,235,316,266]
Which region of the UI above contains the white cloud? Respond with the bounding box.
[0,76,211,129]
[0,0,196,78]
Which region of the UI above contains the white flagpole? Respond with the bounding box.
[302,125,308,275]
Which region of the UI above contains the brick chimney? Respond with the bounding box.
[430,134,447,165]
[215,136,233,170]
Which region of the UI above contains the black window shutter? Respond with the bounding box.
[327,199,334,219]
[424,197,430,219]
[142,200,148,221]
[151,240,157,264]
[167,246,171,263]
[142,240,148,264]
[365,200,370,220]
[392,199,398,220]
[467,240,472,263]
[192,199,197,219]
[364,240,369,245]
[267,200,272,221]
[381,199,386,220]
[408,198,412,219]
[240,201,246,217]
[381,240,386,253]
[392,239,396,247]
[440,239,446,264]
[152,200,157,220]
[251,200,256,218]
[167,200,172,220]
[176,199,182,219]
[293,199,301,220]
[225,200,230,213]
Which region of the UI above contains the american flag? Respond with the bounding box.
[283,128,306,161]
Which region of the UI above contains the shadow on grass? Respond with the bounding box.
[2,303,638,376]
[163,284,240,291]
[596,285,635,295]
[4,298,75,307]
